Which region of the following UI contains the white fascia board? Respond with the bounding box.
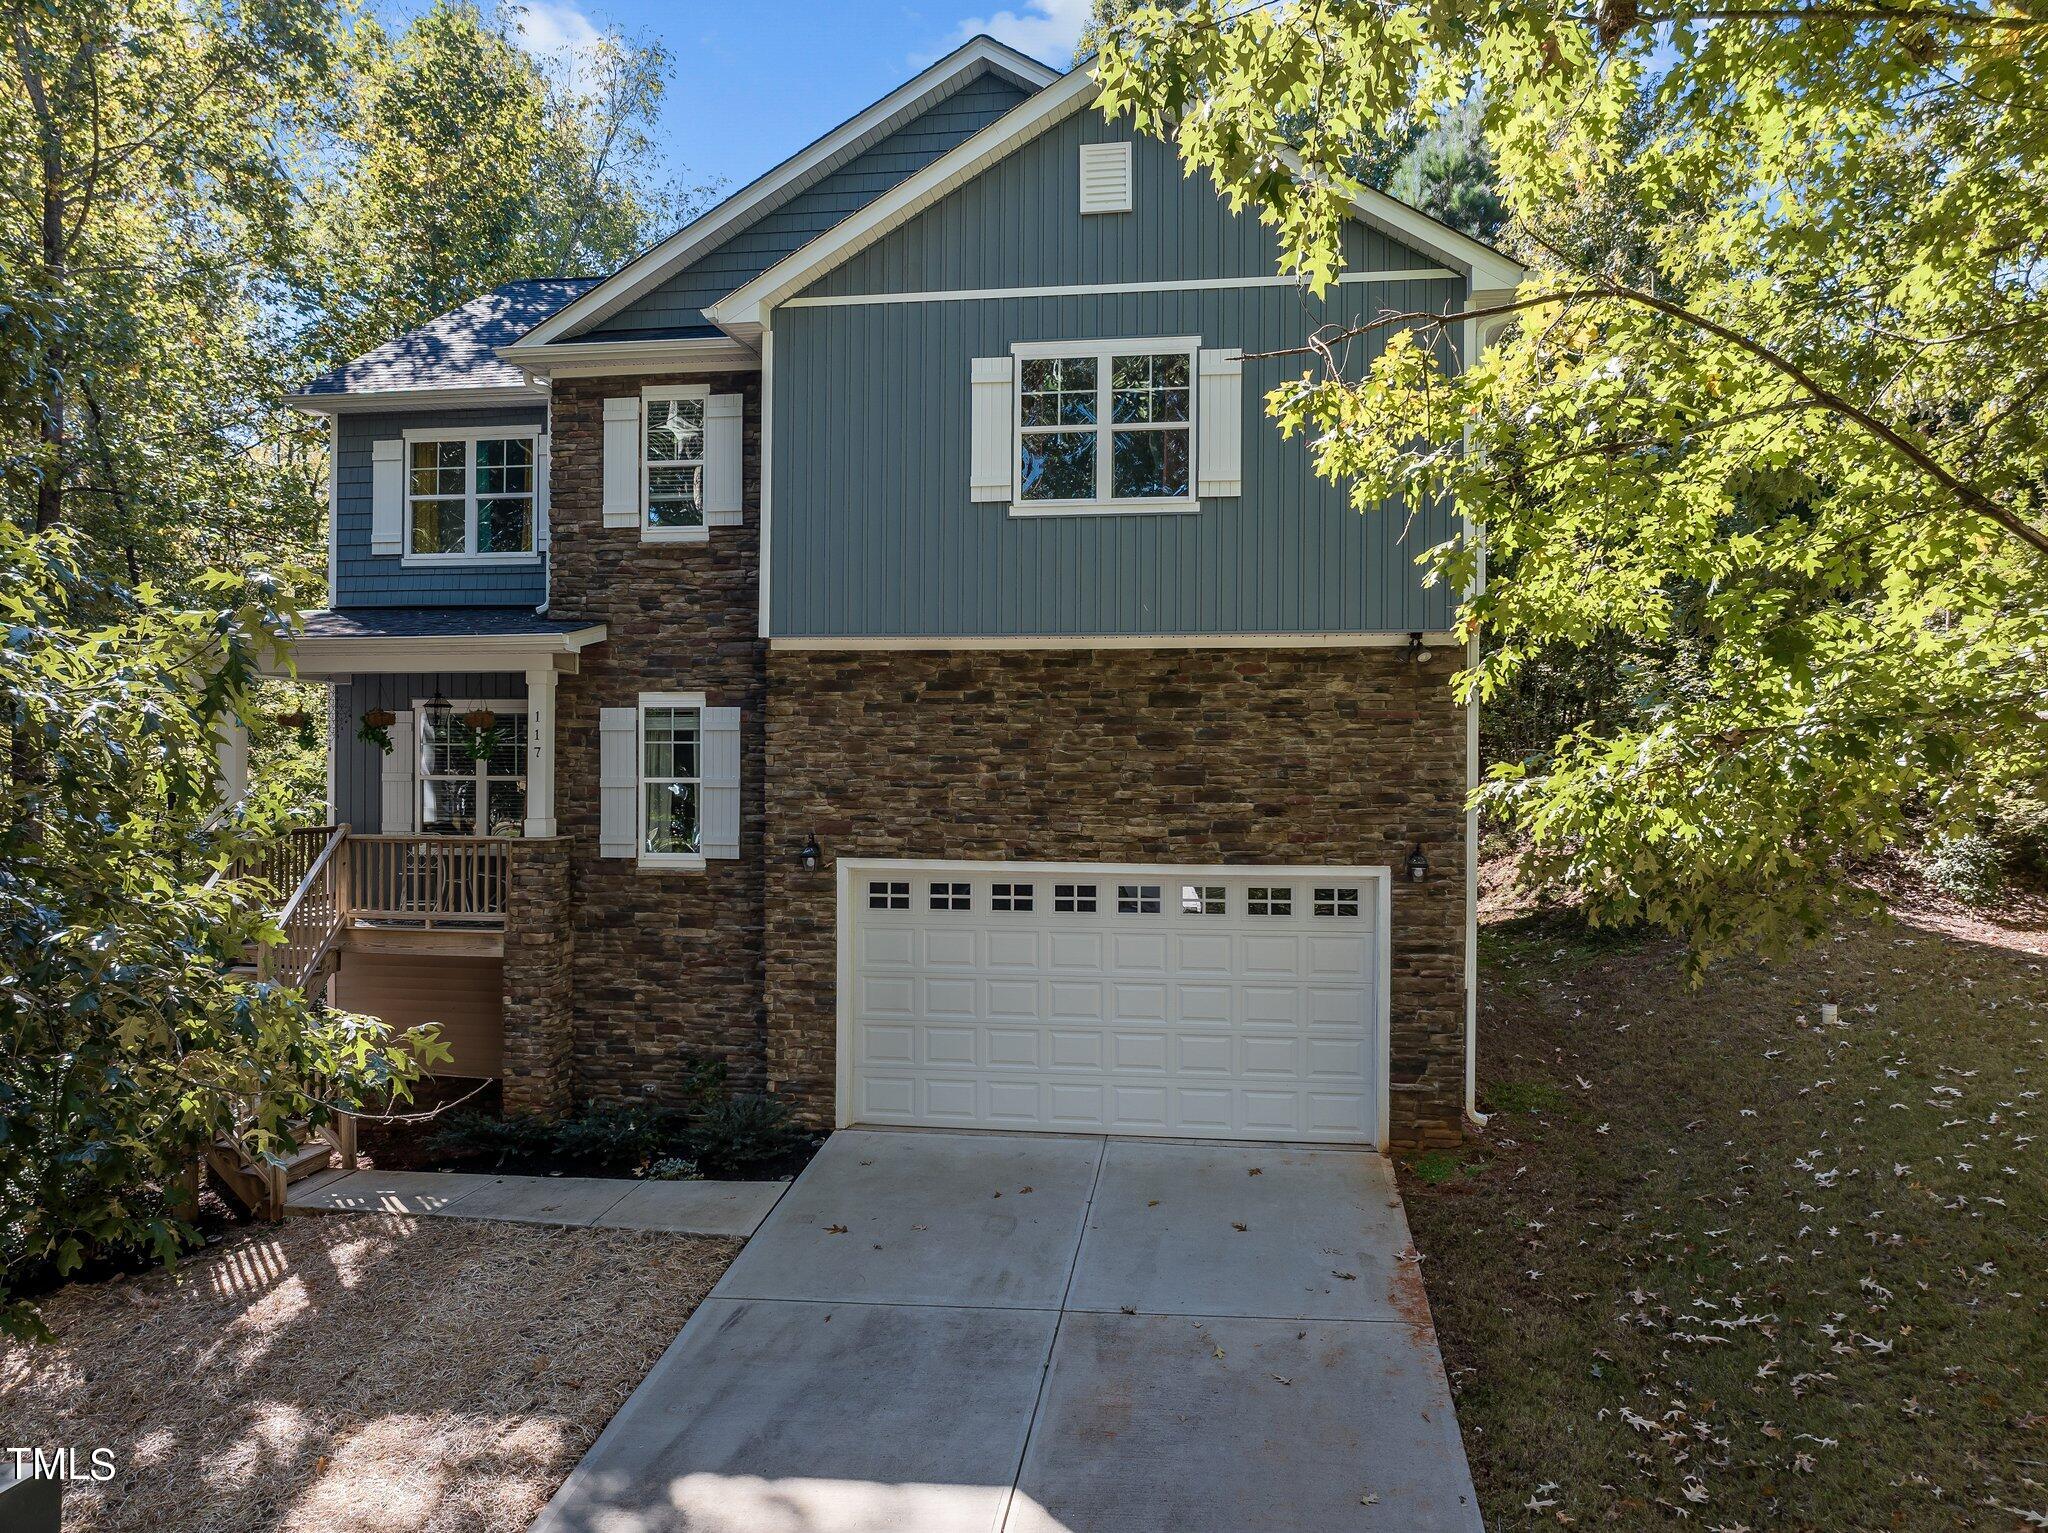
[267,625,608,679]
[710,67,1100,336]
[711,72,1528,336]
[508,37,1061,353]
[498,336,761,378]
[283,383,550,415]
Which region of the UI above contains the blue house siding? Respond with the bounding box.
[767,110,1468,640]
[331,671,527,832]
[803,109,1448,298]
[333,406,549,609]
[585,68,1033,341]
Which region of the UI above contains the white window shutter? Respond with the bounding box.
[602,397,641,528]
[969,356,1013,502]
[371,439,404,554]
[534,432,552,551]
[699,707,741,859]
[704,393,744,527]
[1197,348,1244,498]
[599,706,638,857]
[378,709,416,833]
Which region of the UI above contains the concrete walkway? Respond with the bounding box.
[286,1167,788,1238]
[531,1128,1483,1533]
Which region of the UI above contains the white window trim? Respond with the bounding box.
[1009,336,1200,518]
[637,689,707,870]
[642,384,711,545]
[398,425,544,565]
[412,696,529,836]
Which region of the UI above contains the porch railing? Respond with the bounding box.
[346,834,512,928]
[261,825,350,987]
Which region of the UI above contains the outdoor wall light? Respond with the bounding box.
[799,833,822,872]
[1407,842,1429,883]
[1407,631,1433,666]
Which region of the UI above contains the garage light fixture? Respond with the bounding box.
[1406,631,1432,666]
[1407,842,1429,882]
[799,832,822,872]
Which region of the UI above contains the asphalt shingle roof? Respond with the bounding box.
[294,279,600,397]
[295,608,602,640]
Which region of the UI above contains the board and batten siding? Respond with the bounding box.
[767,103,1468,640]
[333,406,548,608]
[329,672,526,831]
[585,68,1033,342]
[805,108,1446,299]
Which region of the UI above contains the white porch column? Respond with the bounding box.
[215,711,249,810]
[524,662,558,839]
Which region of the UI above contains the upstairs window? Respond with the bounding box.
[644,389,706,533]
[405,431,537,559]
[1014,340,1195,512]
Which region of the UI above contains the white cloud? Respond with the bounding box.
[942,0,1093,67]
[510,0,604,65]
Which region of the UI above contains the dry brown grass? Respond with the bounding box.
[0,1213,737,1532]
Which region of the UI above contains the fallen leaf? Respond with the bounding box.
[1248,1168,1263,1177]
[1333,1270,1357,1281]
[825,1224,848,1234]
[1232,1222,1248,1232]
[1270,1374,1292,1386]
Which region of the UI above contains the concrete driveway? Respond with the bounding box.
[531,1129,1482,1533]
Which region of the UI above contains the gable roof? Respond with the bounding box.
[504,35,1059,359]
[288,279,599,409]
[704,69,1526,341]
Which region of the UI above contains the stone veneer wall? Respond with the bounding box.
[763,647,1471,1147]
[501,837,575,1115]
[545,372,769,1102]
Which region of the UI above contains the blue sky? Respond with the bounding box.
[505,0,1090,196]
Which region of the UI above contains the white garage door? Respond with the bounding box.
[841,862,1385,1145]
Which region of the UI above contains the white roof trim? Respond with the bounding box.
[284,383,549,415]
[505,36,1059,355]
[270,625,609,679]
[495,336,760,377]
[707,70,1525,337]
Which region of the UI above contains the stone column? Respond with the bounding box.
[501,836,575,1117]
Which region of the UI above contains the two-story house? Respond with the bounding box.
[282,37,1524,1149]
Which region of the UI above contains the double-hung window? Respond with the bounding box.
[643,387,706,536]
[404,429,539,560]
[418,702,529,835]
[1014,339,1195,513]
[640,694,703,862]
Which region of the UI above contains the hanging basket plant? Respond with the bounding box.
[357,706,397,754]
[274,708,318,750]
[459,707,498,731]
[463,721,508,764]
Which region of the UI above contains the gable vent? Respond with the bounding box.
[1078,142,1133,215]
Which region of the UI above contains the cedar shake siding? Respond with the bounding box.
[547,372,770,1101]
[761,646,1471,1147]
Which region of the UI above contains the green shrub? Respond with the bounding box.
[424,1110,559,1171]
[645,1157,700,1181]
[549,1105,667,1176]
[1919,832,2007,906]
[682,1094,807,1178]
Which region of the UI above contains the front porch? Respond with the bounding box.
[236,607,603,1115]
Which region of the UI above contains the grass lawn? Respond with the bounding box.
[0,1214,736,1532]
[1402,902,2046,1532]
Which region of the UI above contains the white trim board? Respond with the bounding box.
[770,631,1457,651]
[498,337,760,378]
[708,67,1525,340]
[506,37,1059,354]
[285,384,549,415]
[833,856,1394,1151]
[782,267,1459,310]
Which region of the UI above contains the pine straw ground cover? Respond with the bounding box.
[0,1214,737,1532]
[1401,910,2047,1532]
